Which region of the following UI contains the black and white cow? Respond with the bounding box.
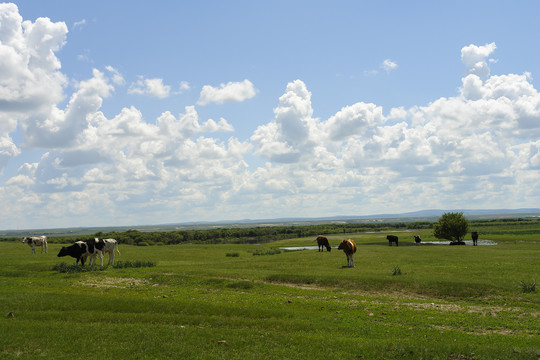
[57,238,105,266]
[414,235,422,244]
[386,235,399,246]
[92,238,120,265]
[57,241,91,265]
[22,236,48,254]
[315,235,331,252]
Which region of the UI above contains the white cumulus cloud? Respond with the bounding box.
[381,59,398,73]
[128,76,171,98]
[197,79,257,105]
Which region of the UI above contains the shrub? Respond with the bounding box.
[226,252,240,257]
[433,212,470,242]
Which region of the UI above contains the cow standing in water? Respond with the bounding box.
[22,236,48,254]
[471,232,479,246]
[338,239,357,267]
[386,235,399,246]
[315,235,331,252]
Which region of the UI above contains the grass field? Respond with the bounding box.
[1,227,539,359]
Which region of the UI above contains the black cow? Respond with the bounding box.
[57,238,105,266]
[414,235,421,244]
[315,235,331,252]
[386,235,398,246]
[471,231,478,246]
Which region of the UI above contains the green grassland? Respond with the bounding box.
[1,226,539,359]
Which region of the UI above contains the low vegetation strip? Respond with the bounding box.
[52,260,156,273]
[1,222,539,359]
[2,217,539,247]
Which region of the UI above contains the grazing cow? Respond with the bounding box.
[84,238,107,266]
[57,241,91,265]
[337,239,357,267]
[93,238,120,265]
[386,235,399,247]
[22,236,48,254]
[471,232,478,246]
[414,235,421,244]
[57,238,105,266]
[315,235,331,252]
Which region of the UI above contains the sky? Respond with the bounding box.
[1,1,540,229]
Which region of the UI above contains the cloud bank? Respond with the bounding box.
[1,4,539,228]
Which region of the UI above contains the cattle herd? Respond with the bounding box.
[22,231,479,269]
[22,236,120,266]
[317,232,480,267]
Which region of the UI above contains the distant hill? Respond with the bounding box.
[196,208,540,225]
[1,208,539,237]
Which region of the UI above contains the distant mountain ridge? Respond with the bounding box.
[179,208,540,225]
[2,208,539,235]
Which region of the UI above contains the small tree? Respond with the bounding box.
[433,212,469,243]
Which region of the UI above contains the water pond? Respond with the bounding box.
[280,240,498,251]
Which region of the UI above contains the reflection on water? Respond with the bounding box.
[280,246,337,251]
[280,240,498,250]
[421,240,498,246]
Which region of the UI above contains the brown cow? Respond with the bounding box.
[315,235,331,252]
[337,239,357,267]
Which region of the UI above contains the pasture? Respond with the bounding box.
[1,227,539,359]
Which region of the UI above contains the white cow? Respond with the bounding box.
[22,236,48,254]
[100,238,120,265]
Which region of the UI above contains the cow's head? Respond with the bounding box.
[57,247,69,257]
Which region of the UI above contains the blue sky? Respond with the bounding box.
[1,1,539,229]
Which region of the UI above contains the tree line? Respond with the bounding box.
[3,217,537,246]
[2,221,431,246]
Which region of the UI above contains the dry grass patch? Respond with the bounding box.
[78,276,150,289]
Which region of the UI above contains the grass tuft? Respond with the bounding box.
[53,260,156,272]
[519,279,536,293]
[112,260,156,269]
[252,248,281,256]
[392,265,402,276]
[52,262,95,273]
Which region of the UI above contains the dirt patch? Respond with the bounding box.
[79,276,149,289]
